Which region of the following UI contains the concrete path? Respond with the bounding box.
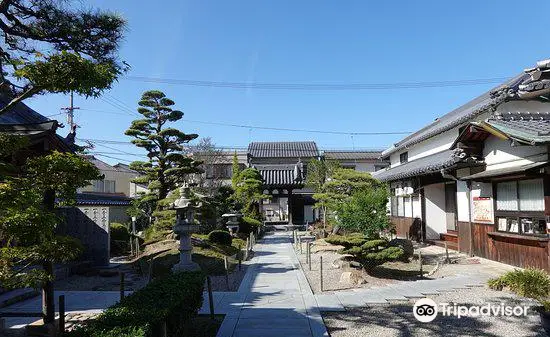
[2,290,131,329]
[210,232,328,337]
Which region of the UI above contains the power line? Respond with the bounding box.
[78,137,386,152]
[76,108,412,136]
[182,119,411,135]
[123,75,511,91]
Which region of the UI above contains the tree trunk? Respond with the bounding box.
[42,261,55,324]
[42,188,56,324]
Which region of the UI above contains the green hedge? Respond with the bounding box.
[239,217,262,235]
[66,271,205,337]
[208,230,232,245]
[111,223,130,242]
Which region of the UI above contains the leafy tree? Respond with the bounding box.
[305,159,340,228]
[233,168,265,220]
[125,90,202,233]
[231,151,241,189]
[0,150,101,324]
[338,187,391,237]
[0,0,127,114]
[314,168,384,233]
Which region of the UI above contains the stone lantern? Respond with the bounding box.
[222,212,243,235]
[172,186,202,272]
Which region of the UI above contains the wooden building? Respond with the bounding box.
[373,60,550,270]
[249,141,320,226]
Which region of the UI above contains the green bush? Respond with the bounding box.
[239,217,262,235]
[326,234,404,272]
[325,234,368,248]
[389,238,414,262]
[208,230,232,245]
[110,223,131,256]
[111,223,130,242]
[487,268,550,299]
[66,271,204,337]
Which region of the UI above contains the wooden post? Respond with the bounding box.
[224,256,230,290]
[308,242,312,271]
[130,237,134,256]
[320,256,324,292]
[299,236,303,254]
[120,272,125,300]
[135,237,140,257]
[207,276,215,320]
[306,241,310,264]
[58,295,65,334]
[238,255,242,271]
[406,232,409,240]
[445,242,450,263]
[418,250,423,277]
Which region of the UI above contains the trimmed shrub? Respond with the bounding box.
[110,223,131,256]
[239,217,262,235]
[111,223,130,242]
[487,268,550,299]
[326,234,404,272]
[389,238,414,262]
[325,234,368,248]
[208,230,232,246]
[66,271,204,337]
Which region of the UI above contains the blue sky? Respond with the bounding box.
[26,0,550,164]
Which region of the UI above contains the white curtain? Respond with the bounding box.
[496,181,518,211]
[519,179,544,211]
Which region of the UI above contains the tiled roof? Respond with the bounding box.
[76,192,132,206]
[486,111,550,144]
[248,141,319,158]
[324,150,383,160]
[381,74,528,158]
[255,164,304,187]
[82,155,116,172]
[0,93,51,125]
[113,163,138,173]
[372,150,461,182]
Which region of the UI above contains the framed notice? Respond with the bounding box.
[473,197,493,223]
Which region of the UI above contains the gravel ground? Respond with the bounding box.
[323,286,545,337]
[54,265,148,291]
[296,243,438,294]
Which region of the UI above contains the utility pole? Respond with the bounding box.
[61,92,80,130]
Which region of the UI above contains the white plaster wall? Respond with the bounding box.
[483,136,546,171]
[338,161,378,172]
[389,128,459,168]
[424,183,447,239]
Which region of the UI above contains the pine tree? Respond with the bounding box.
[0,1,126,114]
[125,91,202,227]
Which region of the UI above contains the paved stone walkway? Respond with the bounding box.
[209,232,328,337]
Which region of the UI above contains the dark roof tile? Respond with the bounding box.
[248,141,319,158]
